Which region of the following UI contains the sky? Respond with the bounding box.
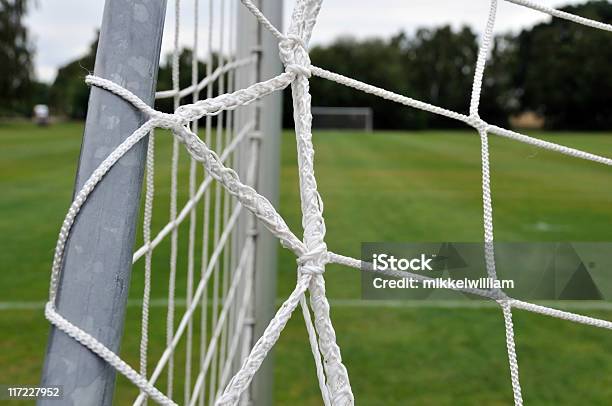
[25,0,587,83]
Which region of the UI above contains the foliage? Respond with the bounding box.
[301,36,410,129]
[20,0,612,129]
[0,0,34,116]
[48,33,97,119]
[48,40,216,119]
[298,0,612,130]
[298,25,513,130]
[155,48,209,114]
[514,1,612,129]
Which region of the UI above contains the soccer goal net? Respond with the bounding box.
[42,0,612,405]
[311,107,373,132]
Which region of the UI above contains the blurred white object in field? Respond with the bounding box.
[33,104,50,126]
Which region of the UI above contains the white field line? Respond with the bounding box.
[3,299,612,311]
[0,299,188,311]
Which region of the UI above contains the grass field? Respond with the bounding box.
[1,122,612,405]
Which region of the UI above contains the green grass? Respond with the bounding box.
[1,122,612,404]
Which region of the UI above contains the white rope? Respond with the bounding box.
[44,117,171,404]
[310,66,612,167]
[189,240,255,406]
[209,1,228,400]
[214,291,253,404]
[214,275,312,406]
[139,127,155,402]
[132,122,254,262]
[472,0,499,282]
[300,296,332,406]
[156,56,257,100]
[510,299,612,329]
[45,1,612,405]
[500,302,523,406]
[184,1,200,403]
[505,0,612,32]
[284,2,353,404]
[191,239,255,406]
[240,0,284,40]
[218,0,239,397]
[199,1,215,403]
[469,1,524,401]
[46,303,177,406]
[167,0,182,398]
[488,125,612,166]
[221,2,238,395]
[470,0,498,118]
[134,204,245,406]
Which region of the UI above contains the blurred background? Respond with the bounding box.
[6,0,612,129]
[1,0,612,404]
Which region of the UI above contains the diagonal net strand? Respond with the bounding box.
[506,0,612,32]
[44,1,612,405]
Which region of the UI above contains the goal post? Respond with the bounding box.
[232,0,283,404]
[236,0,284,404]
[311,106,373,132]
[40,0,168,404]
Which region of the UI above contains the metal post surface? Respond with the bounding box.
[235,0,283,404]
[252,0,283,404]
[40,1,167,404]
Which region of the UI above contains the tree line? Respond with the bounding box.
[301,0,612,130]
[2,1,611,130]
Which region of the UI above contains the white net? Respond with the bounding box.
[45,0,612,405]
[136,1,261,404]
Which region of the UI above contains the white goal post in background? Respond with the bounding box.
[40,0,612,405]
[311,107,373,132]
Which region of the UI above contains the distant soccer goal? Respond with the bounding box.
[311,106,373,132]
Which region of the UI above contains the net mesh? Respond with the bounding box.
[45,0,612,405]
[136,1,260,404]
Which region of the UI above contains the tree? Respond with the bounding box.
[400,26,481,128]
[514,0,612,129]
[155,48,208,114]
[0,0,34,116]
[49,33,97,119]
[304,35,409,129]
[42,0,612,130]
[480,33,520,126]
[304,26,507,129]
[49,34,213,120]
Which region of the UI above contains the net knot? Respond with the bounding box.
[492,289,511,302]
[279,34,311,78]
[285,64,312,78]
[297,242,328,276]
[150,111,190,131]
[467,115,489,132]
